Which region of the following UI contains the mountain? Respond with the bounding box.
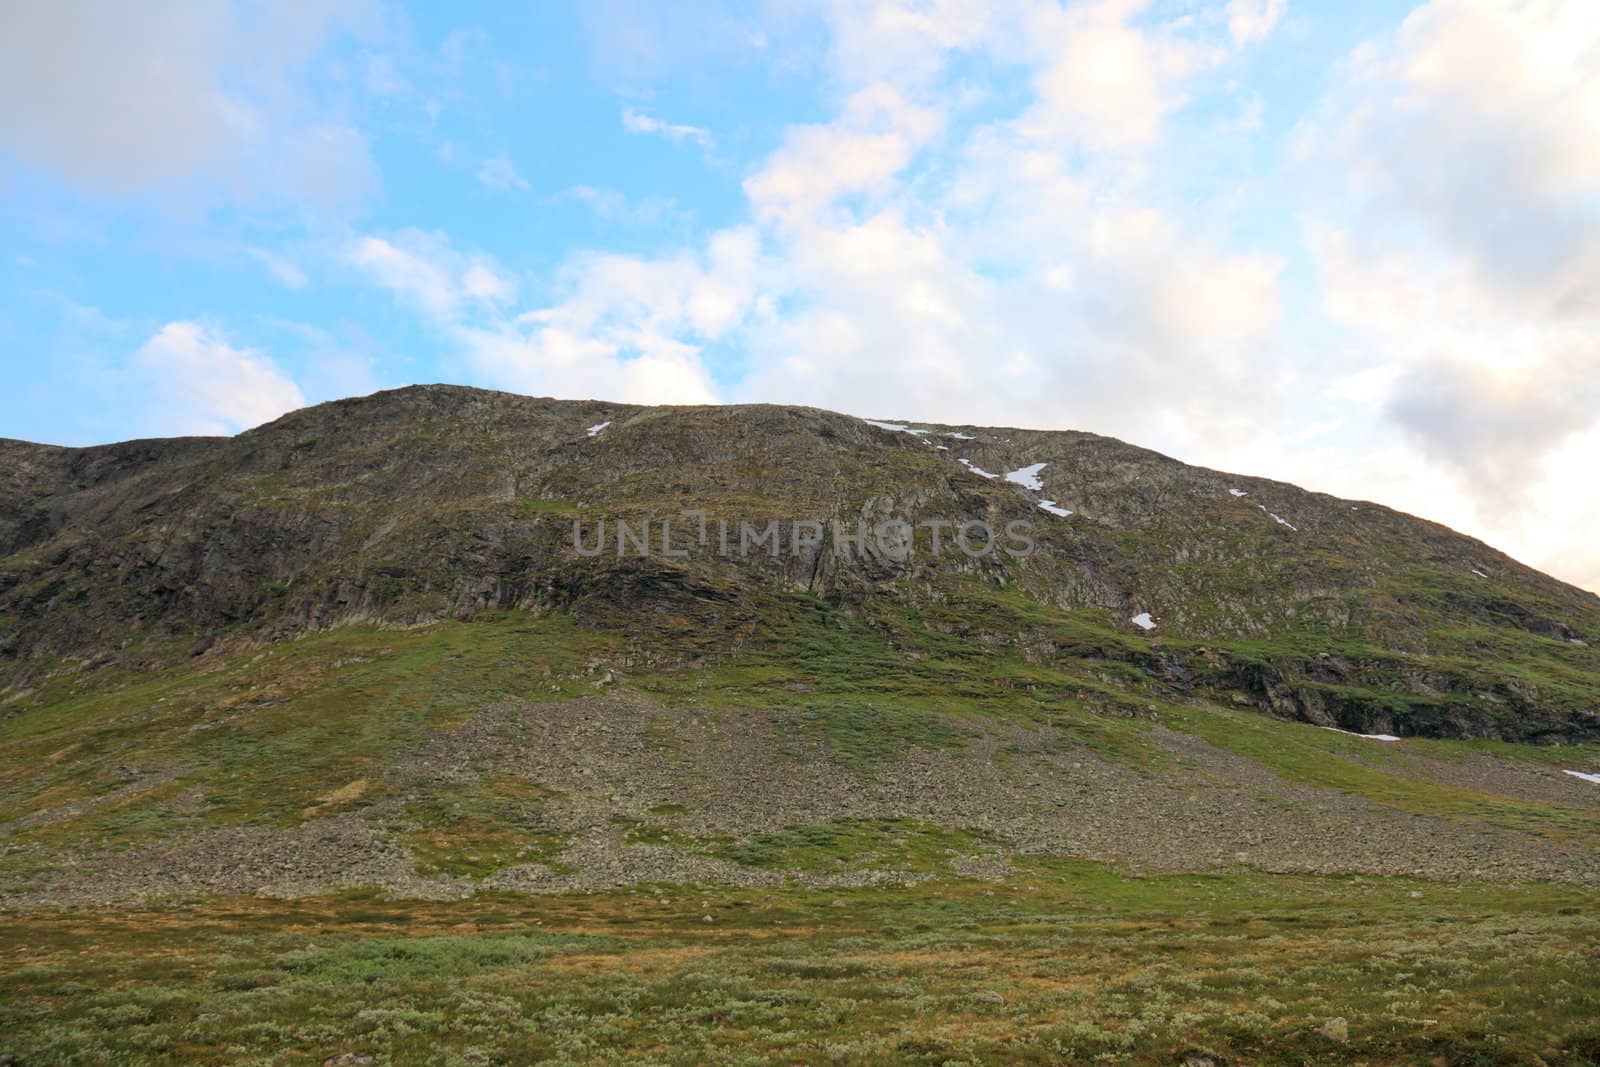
[2,384,1599,905]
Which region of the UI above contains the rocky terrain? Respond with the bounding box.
[6,689,1597,909]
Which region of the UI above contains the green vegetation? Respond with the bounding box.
[0,615,620,842]
[3,598,1596,1065]
[1163,701,1600,843]
[3,869,1598,1065]
[519,497,582,517]
[646,803,690,817]
[782,703,973,773]
[617,818,725,854]
[639,590,1167,767]
[1407,735,1600,766]
[398,775,571,879]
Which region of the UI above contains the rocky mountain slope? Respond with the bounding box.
[4,384,1598,742]
[1,385,1598,909]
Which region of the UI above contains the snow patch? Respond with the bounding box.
[1228,488,1248,498]
[586,421,611,437]
[945,431,975,440]
[1005,462,1048,491]
[1570,638,1589,647]
[1563,769,1600,785]
[1471,569,1489,578]
[1318,725,1403,742]
[959,458,997,479]
[1130,612,1156,631]
[1257,505,1297,531]
[996,460,1067,513]
[865,419,928,435]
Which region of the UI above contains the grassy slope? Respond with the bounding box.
[0,616,617,839]
[4,604,1599,867]
[3,871,1598,1065]
[4,607,1600,1063]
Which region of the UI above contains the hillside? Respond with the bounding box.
[4,384,1600,892]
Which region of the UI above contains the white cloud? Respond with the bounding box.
[815,0,997,91]
[132,322,305,435]
[621,107,714,150]
[727,2,1281,441]
[343,0,1283,447]
[0,2,234,190]
[247,248,309,290]
[0,0,377,209]
[479,228,759,403]
[1386,356,1599,505]
[342,228,754,405]
[1288,0,1600,588]
[477,154,531,192]
[1523,426,1600,594]
[744,84,942,226]
[1305,221,1600,521]
[1226,0,1286,46]
[1015,0,1222,150]
[1315,0,1600,299]
[342,231,517,321]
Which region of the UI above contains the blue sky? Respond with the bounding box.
[2,0,1599,592]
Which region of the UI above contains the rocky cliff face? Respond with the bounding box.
[3,384,1598,741]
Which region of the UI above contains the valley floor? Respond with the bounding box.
[2,867,1598,1066]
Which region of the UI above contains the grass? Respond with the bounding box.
[637,590,1168,768]
[0,614,620,842]
[620,821,718,851]
[397,775,572,879]
[519,498,582,517]
[1405,735,1600,767]
[781,703,974,774]
[2,867,1597,1065]
[1163,701,1600,843]
[6,570,1592,849]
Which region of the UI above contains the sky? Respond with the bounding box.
[1,0,1598,593]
